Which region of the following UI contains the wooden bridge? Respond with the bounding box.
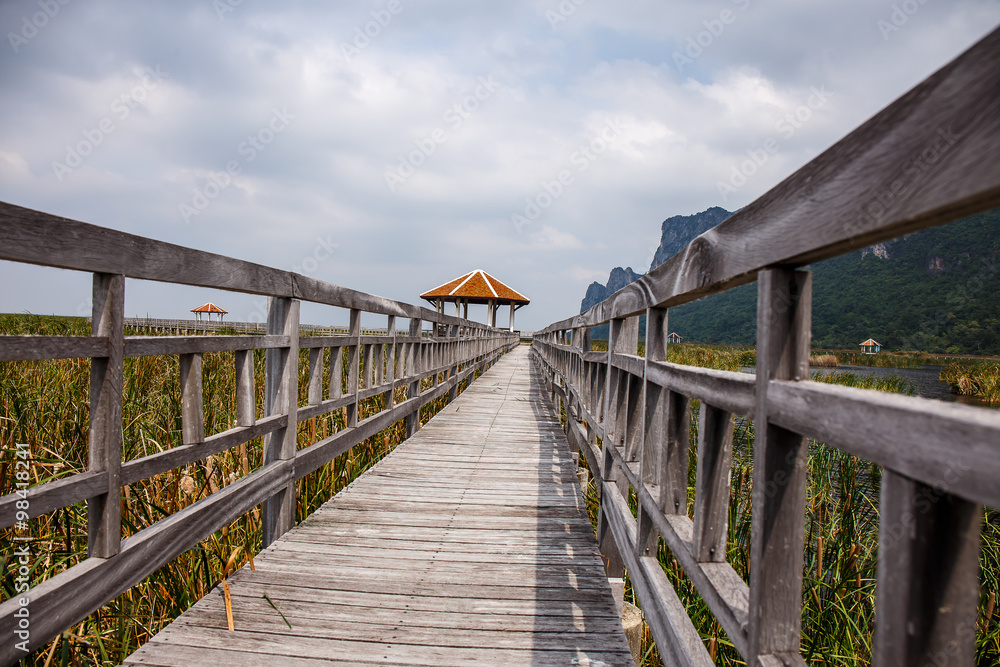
[2,25,1000,667]
[124,345,633,666]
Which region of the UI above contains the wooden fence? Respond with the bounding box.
[0,205,517,664]
[531,27,1000,667]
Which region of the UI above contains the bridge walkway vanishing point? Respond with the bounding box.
[124,345,635,667]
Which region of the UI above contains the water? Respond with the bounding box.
[741,364,986,407]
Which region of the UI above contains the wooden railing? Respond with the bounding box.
[531,27,1000,667]
[122,317,409,337]
[0,205,517,664]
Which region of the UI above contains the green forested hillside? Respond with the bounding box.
[593,208,1000,355]
[668,208,1000,353]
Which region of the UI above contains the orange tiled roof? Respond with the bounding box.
[860,338,881,346]
[421,270,529,304]
[191,302,228,314]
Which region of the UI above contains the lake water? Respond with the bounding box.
[742,364,986,407]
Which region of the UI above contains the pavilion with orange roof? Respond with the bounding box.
[190,302,227,322]
[420,270,529,331]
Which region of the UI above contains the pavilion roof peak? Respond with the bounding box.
[420,270,529,305]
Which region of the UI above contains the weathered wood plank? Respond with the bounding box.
[87,272,123,559]
[748,269,812,662]
[0,471,107,528]
[124,346,631,666]
[692,404,734,562]
[120,415,286,486]
[766,379,1000,508]
[262,297,299,546]
[179,353,204,445]
[0,335,109,361]
[873,471,982,667]
[124,335,288,357]
[645,359,755,418]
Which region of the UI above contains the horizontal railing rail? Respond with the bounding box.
[531,26,1000,667]
[0,206,517,664]
[120,317,415,337]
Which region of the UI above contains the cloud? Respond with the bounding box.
[0,0,998,330]
[530,224,584,250]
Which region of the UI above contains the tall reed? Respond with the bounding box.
[575,343,999,665]
[940,361,1000,405]
[0,314,467,665]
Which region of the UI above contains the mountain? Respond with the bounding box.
[650,206,733,270]
[580,266,643,313]
[579,207,1000,355]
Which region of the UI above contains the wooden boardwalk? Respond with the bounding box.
[124,346,634,666]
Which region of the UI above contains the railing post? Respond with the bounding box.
[637,306,667,557]
[236,349,256,427]
[346,309,360,427]
[873,472,981,666]
[406,317,422,437]
[448,324,459,402]
[88,273,124,558]
[597,316,638,577]
[384,315,396,408]
[748,268,811,663]
[179,353,205,445]
[262,296,299,547]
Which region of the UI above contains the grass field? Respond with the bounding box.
[0,314,474,665]
[573,342,1000,665]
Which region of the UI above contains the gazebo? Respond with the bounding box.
[191,302,227,322]
[420,270,529,331]
[860,338,881,354]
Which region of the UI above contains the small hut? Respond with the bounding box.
[420,270,529,331]
[191,303,227,322]
[860,338,881,354]
[667,332,683,344]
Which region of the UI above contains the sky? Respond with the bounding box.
[1,0,998,331]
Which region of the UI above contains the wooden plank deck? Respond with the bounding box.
[124,345,634,666]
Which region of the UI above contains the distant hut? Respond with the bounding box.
[860,338,881,354]
[191,303,227,322]
[667,332,683,344]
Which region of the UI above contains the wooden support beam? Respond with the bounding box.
[346,309,361,428]
[873,471,982,667]
[262,297,300,547]
[692,404,734,562]
[406,317,422,437]
[748,268,811,663]
[179,353,204,445]
[235,349,256,427]
[87,273,124,559]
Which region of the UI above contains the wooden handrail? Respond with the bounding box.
[531,25,1000,667]
[0,210,517,664]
